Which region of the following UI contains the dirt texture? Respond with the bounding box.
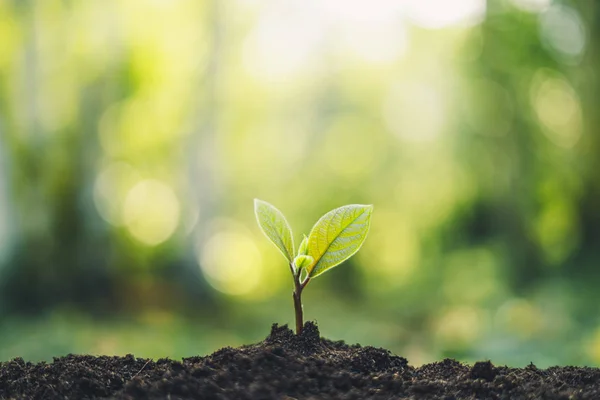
[1,322,599,399]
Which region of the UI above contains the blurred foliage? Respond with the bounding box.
[0,0,599,367]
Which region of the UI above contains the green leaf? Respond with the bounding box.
[306,204,373,278]
[298,235,309,256]
[293,254,314,270]
[254,199,295,262]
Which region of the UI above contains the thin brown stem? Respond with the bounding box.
[292,288,303,335]
[291,262,309,334]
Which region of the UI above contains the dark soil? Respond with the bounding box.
[1,322,599,399]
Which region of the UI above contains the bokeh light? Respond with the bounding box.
[404,0,486,29]
[198,220,264,297]
[531,70,583,148]
[539,4,586,63]
[434,306,486,349]
[509,0,551,13]
[358,209,419,286]
[496,299,543,340]
[123,180,180,246]
[94,162,141,226]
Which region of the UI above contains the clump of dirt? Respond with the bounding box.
[1,321,599,399]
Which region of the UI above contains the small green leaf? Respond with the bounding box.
[298,235,309,256]
[293,254,314,270]
[306,204,373,278]
[254,199,295,262]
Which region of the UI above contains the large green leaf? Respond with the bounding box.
[306,204,373,278]
[254,199,295,262]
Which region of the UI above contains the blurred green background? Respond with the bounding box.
[0,0,599,368]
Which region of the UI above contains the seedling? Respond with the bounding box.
[254,199,373,334]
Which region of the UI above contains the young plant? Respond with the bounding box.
[254,199,373,334]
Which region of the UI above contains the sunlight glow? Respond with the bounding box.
[358,211,419,286]
[588,327,600,365]
[404,0,486,29]
[531,71,582,148]
[383,82,446,142]
[321,0,406,64]
[93,162,141,226]
[495,299,542,339]
[199,229,262,296]
[337,18,407,64]
[435,306,485,348]
[0,4,19,71]
[243,3,324,82]
[534,198,579,265]
[539,4,586,62]
[242,0,408,80]
[123,179,180,246]
[509,0,551,13]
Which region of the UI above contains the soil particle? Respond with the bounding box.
[1,321,600,399]
[469,360,497,382]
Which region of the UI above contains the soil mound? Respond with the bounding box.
[1,322,599,399]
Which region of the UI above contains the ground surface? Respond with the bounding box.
[1,322,599,399]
